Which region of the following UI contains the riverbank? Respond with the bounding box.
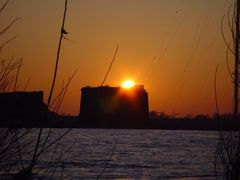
[1,115,240,131]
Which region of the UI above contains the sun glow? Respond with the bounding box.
[121,80,135,89]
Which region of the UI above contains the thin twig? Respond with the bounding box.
[55,69,78,112]
[214,64,219,114]
[227,3,235,40]
[0,0,9,14]
[0,35,17,50]
[13,58,23,91]
[29,0,69,175]
[36,128,72,158]
[97,141,117,180]
[101,44,119,86]
[23,77,31,91]
[0,18,19,36]
[14,130,24,170]
[226,42,234,80]
[47,0,68,107]
[221,15,235,55]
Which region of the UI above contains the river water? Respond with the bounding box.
[37,129,220,180]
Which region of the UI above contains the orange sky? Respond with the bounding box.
[0,0,236,116]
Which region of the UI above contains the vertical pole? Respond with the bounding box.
[234,0,240,119]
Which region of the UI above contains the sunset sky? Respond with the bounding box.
[0,0,235,116]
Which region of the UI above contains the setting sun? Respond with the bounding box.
[121,80,135,89]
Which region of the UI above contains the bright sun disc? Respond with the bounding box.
[121,80,135,89]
